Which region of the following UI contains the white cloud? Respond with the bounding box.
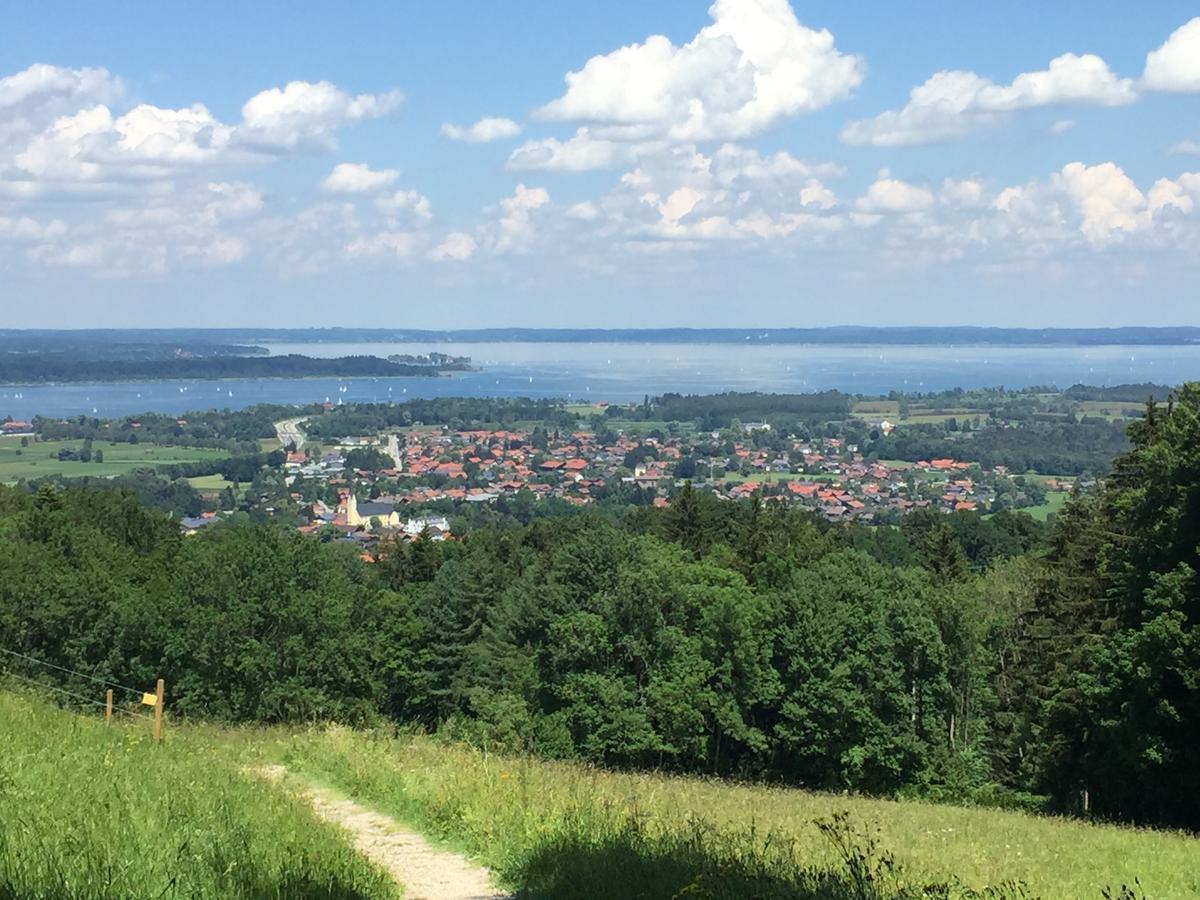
[441,117,521,143]
[734,209,843,238]
[842,53,1136,146]
[428,231,477,261]
[1049,118,1076,135]
[376,189,432,219]
[508,128,627,171]
[857,175,935,213]
[0,63,122,112]
[0,215,66,241]
[1148,172,1200,216]
[1143,18,1200,92]
[322,162,399,193]
[1170,139,1200,156]
[534,0,864,142]
[798,179,837,209]
[1054,161,1149,243]
[237,80,403,152]
[566,201,600,220]
[496,183,550,250]
[711,143,843,185]
[13,102,234,182]
[204,235,248,264]
[2,72,403,195]
[940,178,985,207]
[345,230,415,258]
[204,181,263,221]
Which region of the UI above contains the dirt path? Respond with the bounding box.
[259,765,507,900]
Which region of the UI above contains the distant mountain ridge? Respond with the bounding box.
[4,326,1200,346]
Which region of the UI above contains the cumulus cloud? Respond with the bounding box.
[1142,18,1200,92]
[0,63,122,112]
[322,162,399,193]
[23,180,266,276]
[534,0,864,142]
[988,162,1200,245]
[0,69,404,196]
[237,81,402,152]
[798,179,838,209]
[566,201,600,221]
[345,230,415,258]
[496,183,550,250]
[1053,161,1150,243]
[940,178,985,207]
[203,181,264,221]
[441,117,521,143]
[0,215,66,241]
[711,144,843,185]
[428,231,477,261]
[14,102,233,181]
[508,128,629,171]
[857,175,935,213]
[842,53,1136,146]
[376,188,431,219]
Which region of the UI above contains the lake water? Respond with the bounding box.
[3,341,1200,420]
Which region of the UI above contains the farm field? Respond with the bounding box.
[0,436,227,482]
[851,400,981,426]
[3,688,1198,899]
[186,473,238,491]
[1020,490,1070,521]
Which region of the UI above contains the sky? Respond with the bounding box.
[2,0,1200,329]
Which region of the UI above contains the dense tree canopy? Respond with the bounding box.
[1,384,1198,832]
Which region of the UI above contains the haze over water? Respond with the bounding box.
[4,341,1200,420]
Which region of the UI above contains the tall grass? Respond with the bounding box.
[280,727,1198,900]
[0,691,396,899]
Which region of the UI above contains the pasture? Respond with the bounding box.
[0,435,227,482]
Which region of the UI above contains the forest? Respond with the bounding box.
[0,353,468,384]
[1,385,1196,832]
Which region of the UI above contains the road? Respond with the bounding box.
[274,417,307,450]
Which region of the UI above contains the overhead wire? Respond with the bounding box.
[0,646,146,696]
[1,670,153,720]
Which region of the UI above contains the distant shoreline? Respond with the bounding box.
[4,326,1200,347]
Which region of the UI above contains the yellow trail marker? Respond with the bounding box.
[141,692,158,707]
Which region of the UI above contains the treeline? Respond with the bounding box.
[302,397,580,438]
[0,333,266,359]
[2,387,1197,830]
[1063,383,1173,402]
[0,354,460,384]
[33,406,299,453]
[620,391,851,428]
[869,420,1129,475]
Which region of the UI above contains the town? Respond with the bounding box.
[208,410,1069,552]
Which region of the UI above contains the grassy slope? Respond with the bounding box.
[6,692,1197,899]
[280,729,1200,900]
[0,436,227,483]
[0,691,395,899]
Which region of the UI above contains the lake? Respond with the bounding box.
[3,341,1200,420]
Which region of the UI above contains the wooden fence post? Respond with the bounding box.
[153,678,164,744]
[105,688,112,724]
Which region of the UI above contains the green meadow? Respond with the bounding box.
[0,436,227,482]
[0,691,395,899]
[4,687,1196,900]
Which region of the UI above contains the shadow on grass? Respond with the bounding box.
[506,812,1035,900]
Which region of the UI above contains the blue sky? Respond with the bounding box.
[2,1,1199,328]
